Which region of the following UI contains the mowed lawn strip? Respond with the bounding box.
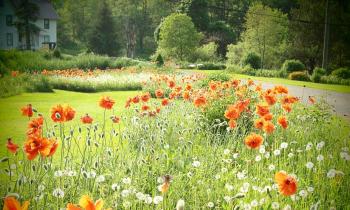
[0,89,140,156]
[190,69,350,93]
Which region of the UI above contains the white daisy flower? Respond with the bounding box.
[153,196,163,205]
[306,162,314,169]
[192,160,201,168]
[207,202,214,208]
[52,188,64,198]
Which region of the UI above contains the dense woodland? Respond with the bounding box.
[51,0,349,71]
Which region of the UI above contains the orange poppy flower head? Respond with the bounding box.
[155,89,164,98]
[263,113,273,121]
[247,79,254,86]
[132,95,140,104]
[81,114,93,124]
[51,104,65,123]
[48,140,59,157]
[263,121,275,134]
[64,105,75,121]
[264,93,277,106]
[158,175,172,193]
[141,105,150,111]
[23,135,52,160]
[277,116,288,129]
[168,80,176,88]
[169,91,177,100]
[3,196,30,210]
[228,119,236,129]
[125,97,132,108]
[244,133,264,149]
[281,95,299,104]
[27,116,44,136]
[255,84,262,92]
[209,81,218,91]
[231,79,240,88]
[111,115,120,123]
[99,96,115,109]
[156,107,161,113]
[6,138,19,154]
[235,99,250,113]
[274,85,288,94]
[175,86,182,93]
[224,105,240,120]
[67,195,104,210]
[282,104,292,113]
[185,83,192,91]
[193,95,207,108]
[183,91,190,100]
[11,71,19,77]
[161,98,169,106]
[254,118,265,130]
[256,103,270,117]
[141,92,151,102]
[275,171,297,196]
[309,96,316,104]
[21,104,33,118]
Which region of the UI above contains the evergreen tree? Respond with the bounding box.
[87,0,120,56]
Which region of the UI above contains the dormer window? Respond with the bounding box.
[6,15,12,26]
[44,19,49,29]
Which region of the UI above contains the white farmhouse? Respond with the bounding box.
[0,0,58,50]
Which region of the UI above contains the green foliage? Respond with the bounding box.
[282,59,306,73]
[226,42,244,66]
[331,67,350,79]
[53,49,61,58]
[112,57,142,69]
[195,42,219,62]
[206,21,235,57]
[320,75,350,86]
[196,62,226,70]
[158,13,202,61]
[242,52,261,69]
[311,67,326,83]
[155,54,164,66]
[288,71,310,81]
[198,72,230,87]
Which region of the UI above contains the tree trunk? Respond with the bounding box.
[25,18,31,50]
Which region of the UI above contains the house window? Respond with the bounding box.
[44,19,49,29]
[43,35,50,42]
[7,33,13,46]
[6,15,12,26]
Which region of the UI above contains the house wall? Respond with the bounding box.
[0,0,57,50]
[0,0,19,49]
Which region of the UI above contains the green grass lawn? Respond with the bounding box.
[191,70,350,93]
[0,89,140,156]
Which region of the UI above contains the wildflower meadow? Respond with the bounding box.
[1,69,349,210]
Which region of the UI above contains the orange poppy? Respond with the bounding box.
[132,96,140,104]
[168,80,176,88]
[193,96,206,107]
[247,79,254,86]
[99,96,115,109]
[263,113,273,121]
[175,86,182,93]
[111,115,120,123]
[231,79,240,88]
[244,133,264,149]
[27,116,44,136]
[158,175,171,193]
[81,114,93,124]
[185,83,192,91]
[235,99,250,113]
[255,84,262,92]
[183,91,190,100]
[309,96,316,104]
[274,85,288,94]
[141,92,151,102]
[256,104,269,117]
[6,138,19,154]
[21,104,33,118]
[161,98,169,106]
[277,116,288,129]
[228,119,236,128]
[275,171,297,196]
[125,98,132,108]
[48,141,59,157]
[64,105,76,121]
[51,104,65,122]
[209,81,218,91]
[155,89,164,98]
[263,121,275,134]
[264,93,277,106]
[141,105,150,111]
[281,95,299,104]
[66,195,104,210]
[224,106,240,120]
[3,196,30,210]
[254,118,264,129]
[156,107,161,113]
[282,104,292,113]
[23,135,52,160]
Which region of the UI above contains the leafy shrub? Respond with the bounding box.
[53,49,61,58]
[320,75,350,86]
[311,67,326,83]
[288,71,310,81]
[241,52,261,69]
[226,42,244,65]
[155,54,164,66]
[196,62,226,70]
[282,59,305,73]
[331,67,350,79]
[112,57,140,69]
[195,42,219,62]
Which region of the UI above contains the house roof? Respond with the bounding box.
[10,0,59,20]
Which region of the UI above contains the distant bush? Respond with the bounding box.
[282,59,305,73]
[241,52,261,69]
[197,62,226,70]
[288,71,310,81]
[320,75,350,86]
[226,42,244,65]
[53,49,61,58]
[155,54,164,66]
[311,67,326,83]
[198,72,231,88]
[112,57,141,69]
[195,42,219,62]
[226,65,285,78]
[331,67,350,79]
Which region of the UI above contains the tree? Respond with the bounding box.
[158,13,201,61]
[13,0,40,50]
[87,0,120,56]
[241,3,289,69]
